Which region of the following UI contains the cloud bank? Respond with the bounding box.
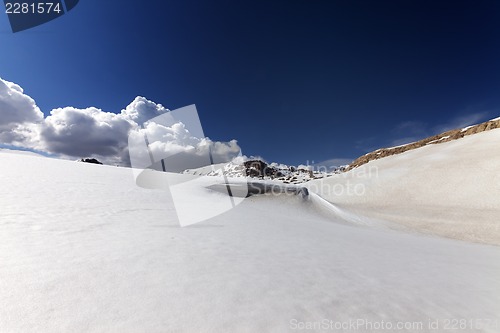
[0,77,241,166]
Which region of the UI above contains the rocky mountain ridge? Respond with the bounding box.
[183,159,333,184]
[183,117,500,180]
[347,117,500,171]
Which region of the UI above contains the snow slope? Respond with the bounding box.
[308,128,500,245]
[0,147,46,157]
[1,151,500,332]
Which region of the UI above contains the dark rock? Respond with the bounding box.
[243,160,268,178]
[78,158,103,165]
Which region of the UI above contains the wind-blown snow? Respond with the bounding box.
[308,128,500,245]
[1,148,500,332]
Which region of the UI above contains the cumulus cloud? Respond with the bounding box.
[0,78,44,145]
[121,96,169,125]
[0,78,43,128]
[0,78,241,168]
[40,106,133,161]
[129,118,241,172]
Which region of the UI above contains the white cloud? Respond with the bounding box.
[121,96,169,126]
[0,78,241,167]
[40,106,133,161]
[0,78,44,128]
[130,121,241,172]
[0,78,44,146]
[392,120,427,135]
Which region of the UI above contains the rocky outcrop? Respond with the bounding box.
[78,158,103,165]
[243,160,287,178]
[347,117,500,171]
[244,160,267,177]
[239,160,323,183]
[184,159,332,184]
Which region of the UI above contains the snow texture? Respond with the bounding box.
[1,135,500,332]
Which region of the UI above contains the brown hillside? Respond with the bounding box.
[347,117,500,171]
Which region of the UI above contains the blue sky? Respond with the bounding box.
[1,0,499,166]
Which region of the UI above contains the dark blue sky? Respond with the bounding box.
[1,0,499,165]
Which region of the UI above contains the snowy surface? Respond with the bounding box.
[183,161,246,177]
[1,147,500,332]
[461,125,474,132]
[0,148,46,157]
[426,135,450,144]
[308,128,500,245]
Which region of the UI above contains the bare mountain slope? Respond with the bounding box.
[347,117,500,170]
